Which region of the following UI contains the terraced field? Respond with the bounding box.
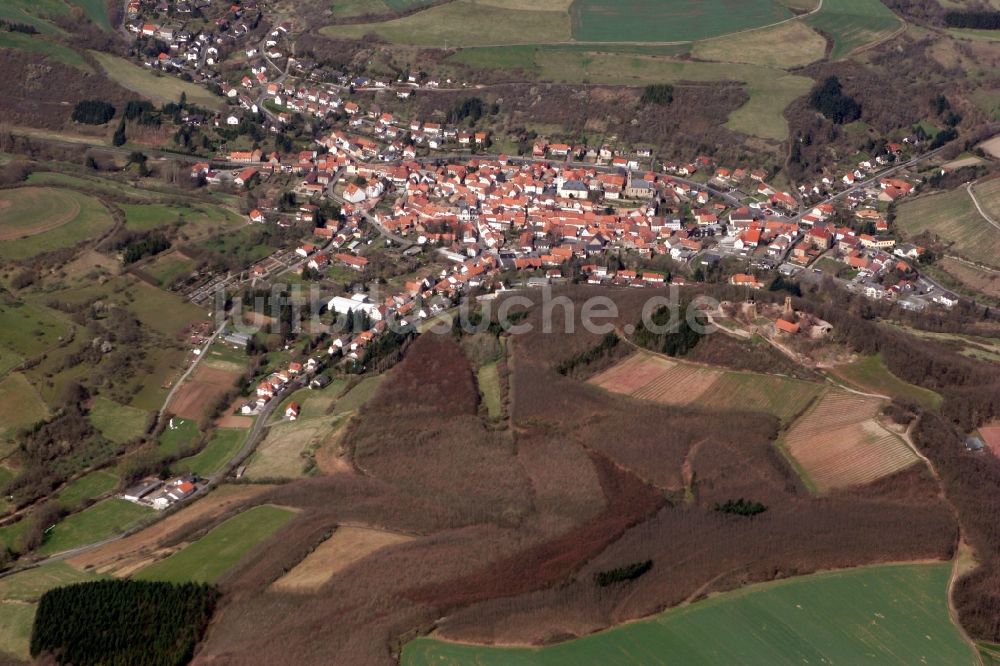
[783,390,920,492]
[590,352,819,422]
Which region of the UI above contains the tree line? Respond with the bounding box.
[944,10,1000,29]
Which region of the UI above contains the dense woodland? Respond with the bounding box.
[31,580,218,666]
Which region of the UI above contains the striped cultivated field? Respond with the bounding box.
[590,352,721,405]
[783,391,920,492]
[589,352,820,422]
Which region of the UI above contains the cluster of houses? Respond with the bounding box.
[122,475,197,511]
[126,0,267,83]
[242,356,320,416]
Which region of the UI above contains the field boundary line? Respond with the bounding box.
[967,181,1000,232]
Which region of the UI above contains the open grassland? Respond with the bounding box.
[323,1,572,46]
[0,563,102,661]
[56,470,119,510]
[67,484,271,576]
[805,0,903,60]
[246,416,345,479]
[125,279,206,337]
[327,0,442,17]
[68,0,112,30]
[172,428,244,477]
[272,526,413,592]
[402,564,974,666]
[0,298,68,376]
[692,19,826,68]
[145,252,197,289]
[0,32,90,71]
[38,499,154,556]
[157,417,199,458]
[0,0,66,35]
[477,362,502,420]
[0,373,50,444]
[590,352,818,422]
[829,354,943,409]
[571,0,792,42]
[88,396,150,444]
[333,375,385,414]
[896,180,1000,269]
[122,202,242,238]
[782,390,920,492]
[0,187,113,261]
[701,372,822,424]
[530,53,811,141]
[90,51,224,110]
[134,505,295,583]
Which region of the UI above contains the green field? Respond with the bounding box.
[122,202,242,237]
[90,51,224,110]
[528,52,811,141]
[0,187,114,261]
[56,469,119,510]
[403,564,974,665]
[478,362,502,420]
[896,179,1000,269]
[0,373,50,445]
[0,562,102,660]
[0,298,68,376]
[0,0,67,35]
[145,253,197,289]
[571,0,792,42]
[135,505,296,583]
[805,0,902,60]
[701,372,823,424]
[332,375,385,415]
[324,1,572,46]
[172,428,245,477]
[38,499,153,556]
[0,32,89,71]
[158,417,200,458]
[830,355,943,410]
[330,0,437,17]
[126,279,206,336]
[88,396,151,444]
[68,0,112,30]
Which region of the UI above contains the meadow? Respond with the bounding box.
[0,297,68,376]
[571,0,792,43]
[38,499,154,556]
[272,526,413,591]
[805,0,902,60]
[0,563,101,661]
[122,202,243,239]
[402,564,975,665]
[88,396,151,444]
[172,428,245,477]
[896,179,1000,269]
[529,53,811,141]
[478,362,502,420]
[324,1,572,46]
[90,51,224,110]
[157,417,200,458]
[0,373,50,446]
[829,354,943,409]
[0,32,90,72]
[56,469,119,510]
[0,187,114,261]
[691,19,826,68]
[134,504,296,583]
